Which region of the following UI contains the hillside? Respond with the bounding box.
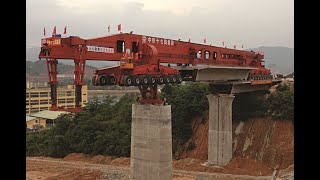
[26,60,97,81]
[177,117,294,170]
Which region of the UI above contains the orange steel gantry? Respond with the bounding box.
[39,33,272,112]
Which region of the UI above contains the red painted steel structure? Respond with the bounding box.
[39,33,271,111]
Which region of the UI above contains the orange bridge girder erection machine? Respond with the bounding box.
[39,33,272,112]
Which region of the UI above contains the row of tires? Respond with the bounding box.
[93,74,183,86]
[248,75,273,80]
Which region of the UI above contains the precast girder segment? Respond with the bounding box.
[174,65,257,82]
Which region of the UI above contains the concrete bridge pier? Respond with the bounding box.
[207,94,235,166]
[130,103,172,180]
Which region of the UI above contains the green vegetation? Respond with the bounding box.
[285,72,294,78]
[233,83,294,122]
[264,84,294,121]
[26,83,293,158]
[232,91,267,122]
[160,83,210,153]
[232,84,294,121]
[27,94,136,158]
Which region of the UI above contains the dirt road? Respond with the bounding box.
[26,157,274,180]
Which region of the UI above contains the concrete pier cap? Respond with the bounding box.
[130,103,172,180]
[206,94,235,166]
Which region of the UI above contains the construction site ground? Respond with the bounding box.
[26,153,293,180]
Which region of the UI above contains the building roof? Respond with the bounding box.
[30,110,70,120]
[26,116,37,122]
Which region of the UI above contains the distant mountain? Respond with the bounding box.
[26,46,41,62]
[246,46,294,75]
[26,60,97,81]
[59,60,117,68]
[26,46,117,68]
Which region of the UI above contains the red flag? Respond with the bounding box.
[52,26,56,35]
[222,41,224,46]
[117,24,121,31]
[108,25,110,33]
[63,26,67,34]
[204,38,206,44]
[43,27,46,36]
[188,38,190,42]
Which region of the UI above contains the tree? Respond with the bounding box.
[265,84,294,121]
[160,83,209,153]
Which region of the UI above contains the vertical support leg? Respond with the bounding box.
[73,45,87,110]
[130,103,172,180]
[46,58,58,110]
[207,94,234,166]
[50,84,57,110]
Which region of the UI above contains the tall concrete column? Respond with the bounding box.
[130,103,172,180]
[207,94,234,166]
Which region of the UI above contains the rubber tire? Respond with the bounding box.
[176,74,182,84]
[109,76,115,85]
[141,75,149,85]
[133,75,141,86]
[92,76,97,86]
[157,75,165,85]
[164,75,171,84]
[170,75,177,84]
[150,76,156,85]
[124,75,133,87]
[99,75,107,86]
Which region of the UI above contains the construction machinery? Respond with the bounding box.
[39,33,273,112]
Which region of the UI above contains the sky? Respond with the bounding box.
[26,0,293,49]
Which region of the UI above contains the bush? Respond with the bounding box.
[264,84,294,121]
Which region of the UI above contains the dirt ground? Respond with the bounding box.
[62,153,274,176]
[26,153,284,180]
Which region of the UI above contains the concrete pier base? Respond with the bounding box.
[207,94,235,166]
[130,103,172,180]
